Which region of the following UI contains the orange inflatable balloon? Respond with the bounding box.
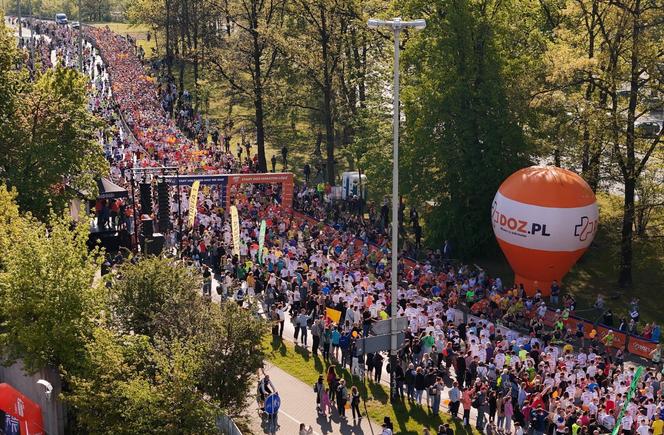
[491,166,598,296]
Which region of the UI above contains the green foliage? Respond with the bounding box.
[198,302,267,415]
[0,188,264,429]
[0,209,103,373]
[65,257,267,430]
[0,59,108,220]
[0,185,26,270]
[401,0,532,258]
[109,256,204,339]
[66,329,220,434]
[0,19,25,128]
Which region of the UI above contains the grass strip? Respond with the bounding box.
[263,335,478,435]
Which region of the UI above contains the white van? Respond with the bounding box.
[55,13,68,25]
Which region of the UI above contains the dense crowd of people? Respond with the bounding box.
[19,19,664,435]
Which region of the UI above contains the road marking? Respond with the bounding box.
[276,408,322,435]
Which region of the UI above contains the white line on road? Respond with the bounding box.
[277,408,323,435]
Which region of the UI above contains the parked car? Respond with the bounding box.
[55,13,68,25]
[71,21,80,29]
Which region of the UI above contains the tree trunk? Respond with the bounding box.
[619,0,641,288]
[165,0,172,75]
[254,96,267,172]
[619,176,636,287]
[193,4,199,109]
[319,6,335,185]
[323,88,335,185]
[581,1,598,191]
[251,4,267,173]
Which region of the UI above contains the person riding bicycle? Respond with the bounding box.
[257,374,277,411]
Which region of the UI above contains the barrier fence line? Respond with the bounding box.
[217,414,243,435]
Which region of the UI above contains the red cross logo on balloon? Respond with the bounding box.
[574,216,596,242]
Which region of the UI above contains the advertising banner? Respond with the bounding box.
[231,205,240,258]
[596,325,627,349]
[187,180,200,227]
[627,335,659,359]
[0,383,45,435]
[257,220,266,264]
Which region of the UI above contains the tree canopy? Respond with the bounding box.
[401,0,533,258]
[0,20,108,220]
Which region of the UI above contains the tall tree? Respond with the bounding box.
[401,0,532,258]
[538,0,663,286]
[66,329,221,434]
[0,65,107,219]
[0,209,103,373]
[281,0,354,184]
[107,257,266,415]
[208,0,287,172]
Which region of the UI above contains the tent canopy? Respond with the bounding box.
[97,177,128,199]
[0,383,45,435]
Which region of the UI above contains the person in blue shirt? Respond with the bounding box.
[652,323,661,343]
[532,406,548,435]
[331,328,341,360]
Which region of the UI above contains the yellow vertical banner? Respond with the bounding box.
[188,181,200,227]
[231,205,241,258]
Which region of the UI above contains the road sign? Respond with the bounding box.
[370,317,409,336]
[264,393,281,415]
[357,332,406,354]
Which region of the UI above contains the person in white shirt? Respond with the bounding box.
[636,419,650,435]
[621,413,634,433]
[514,421,524,435]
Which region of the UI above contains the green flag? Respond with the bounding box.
[257,220,266,264]
[612,366,644,435]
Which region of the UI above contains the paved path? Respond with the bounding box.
[247,364,378,435]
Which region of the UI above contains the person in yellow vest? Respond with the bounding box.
[602,330,615,348]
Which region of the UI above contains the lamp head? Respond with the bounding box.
[367,19,382,29]
[410,19,427,30]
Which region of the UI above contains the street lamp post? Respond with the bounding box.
[367,16,425,403]
[16,0,22,45]
[78,0,82,72]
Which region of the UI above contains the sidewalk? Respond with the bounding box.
[246,363,378,435]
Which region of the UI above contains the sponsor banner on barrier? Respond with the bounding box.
[541,309,559,328]
[627,335,659,359]
[596,325,627,349]
[563,316,595,338]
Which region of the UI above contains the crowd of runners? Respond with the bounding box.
[13,18,664,435]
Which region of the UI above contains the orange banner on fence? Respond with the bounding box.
[596,325,627,349]
[628,336,658,359]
